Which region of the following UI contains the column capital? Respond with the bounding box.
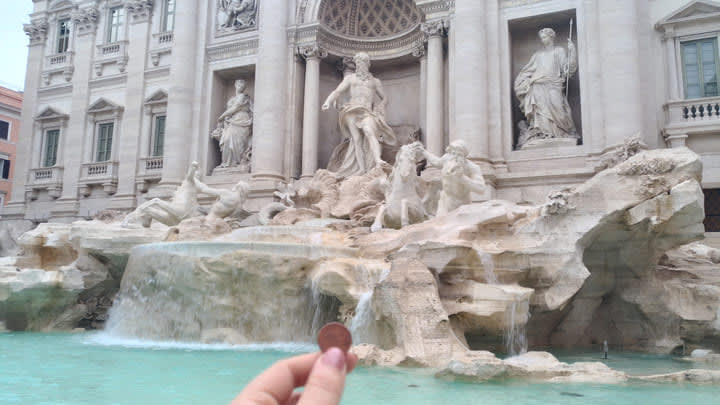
[23,19,48,45]
[412,44,426,58]
[297,44,328,60]
[71,6,99,36]
[125,0,154,24]
[421,19,448,40]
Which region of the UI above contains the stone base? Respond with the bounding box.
[520,137,579,150]
[211,166,251,177]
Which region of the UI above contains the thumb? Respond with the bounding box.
[297,348,348,405]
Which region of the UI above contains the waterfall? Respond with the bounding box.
[475,247,499,284]
[349,292,376,344]
[504,300,528,356]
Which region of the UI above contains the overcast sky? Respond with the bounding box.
[0,1,34,91]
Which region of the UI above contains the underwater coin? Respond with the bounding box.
[317,322,352,353]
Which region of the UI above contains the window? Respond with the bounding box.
[107,7,124,43]
[682,38,720,99]
[705,189,720,232]
[0,120,8,140]
[57,18,70,53]
[163,0,175,32]
[43,129,60,167]
[96,123,114,162]
[152,115,165,156]
[0,157,10,180]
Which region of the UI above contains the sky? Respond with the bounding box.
[0,1,34,91]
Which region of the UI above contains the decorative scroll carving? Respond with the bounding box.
[23,20,49,44]
[297,44,328,60]
[125,0,154,22]
[71,7,99,35]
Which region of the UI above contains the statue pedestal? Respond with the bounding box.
[520,138,578,150]
[211,165,251,177]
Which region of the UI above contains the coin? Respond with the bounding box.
[317,322,352,353]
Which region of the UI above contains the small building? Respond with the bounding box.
[0,86,22,209]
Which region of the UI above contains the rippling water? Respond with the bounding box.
[2,332,720,405]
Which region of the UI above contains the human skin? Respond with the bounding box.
[230,348,359,405]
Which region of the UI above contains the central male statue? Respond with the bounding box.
[322,52,397,178]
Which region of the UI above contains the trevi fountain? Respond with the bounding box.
[3,1,720,403]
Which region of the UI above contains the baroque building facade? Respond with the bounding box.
[5,0,720,236]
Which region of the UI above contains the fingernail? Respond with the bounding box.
[321,347,346,371]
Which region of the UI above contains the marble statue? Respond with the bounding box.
[217,0,256,30]
[371,142,427,232]
[422,140,486,216]
[195,178,250,223]
[514,27,578,149]
[211,79,253,171]
[122,162,201,228]
[322,52,397,178]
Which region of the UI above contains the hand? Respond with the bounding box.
[230,348,359,405]
[567,39,575,51]
[322,101,331,111]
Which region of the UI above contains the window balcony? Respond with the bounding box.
[79,161,119,196]
[94,41,129,76]
[663,96,720,147]
[41,52,74,85]
[26,167,63,199]
[149,32,174,67]
[135,156,164,192]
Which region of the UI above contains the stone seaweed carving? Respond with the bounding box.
[514,28,578,149]
[371,142,427,232]
[122,162,201,228]
[422,140,486,216]
[323,52,397,178]
[217,0,257,31]
[211,79,253,171]
[598,134,643,170]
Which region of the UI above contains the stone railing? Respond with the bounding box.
[663,96,720,147]
[137,156,163,178]
[28,166,63,186]
[153,31,174,47]
[80,161,119,180]
[46,51,73,68]
[665,96,720,124]
[94,41,129,75]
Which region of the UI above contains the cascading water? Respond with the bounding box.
[475,246,499,285]
[504,300,529,356]
[349,292,377,344]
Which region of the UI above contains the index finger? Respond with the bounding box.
[231,352,321,405]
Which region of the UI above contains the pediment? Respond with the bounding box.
[87,98,123,114]
[657,0,720,27]
[48,0,75,12]
[35,106,68,122]
[144,89,168,105]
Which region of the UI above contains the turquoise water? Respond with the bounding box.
[3,333,720,405]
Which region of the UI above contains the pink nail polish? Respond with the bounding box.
[322,347,346,371]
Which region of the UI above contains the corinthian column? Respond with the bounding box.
[251,0,289,181]
[299,45,327,178]
[453,0,487,160]
[422,20,447,156]
[160,0,199,189]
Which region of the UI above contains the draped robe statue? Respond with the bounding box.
[212,79,253,171]
[514,28,578,148]
[322,52,397,178]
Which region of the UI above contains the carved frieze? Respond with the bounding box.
[217,0,258,34]
[206,38,260,62]
[125,0,154,23]
[23,19,49,45]
[71,7,99,35]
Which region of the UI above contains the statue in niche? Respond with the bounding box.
[322,52,397,178]
[217,0,257,30]
[211,79,253,172]
[122,162,201,228]
[514,27,578,149]
[421,140,486,216]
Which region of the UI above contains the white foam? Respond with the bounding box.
[81,333,315,353]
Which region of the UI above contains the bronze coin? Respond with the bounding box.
[317,322,352,353]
